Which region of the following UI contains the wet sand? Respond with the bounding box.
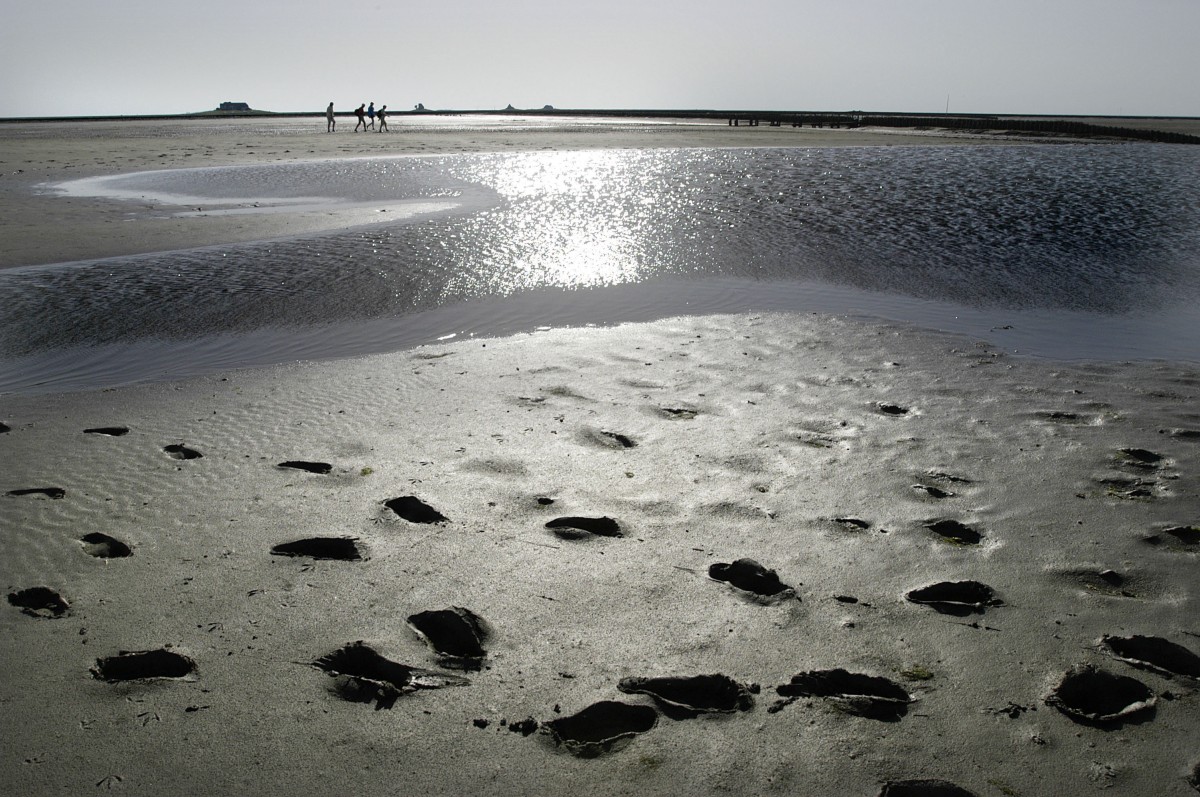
[2,119,1199,797]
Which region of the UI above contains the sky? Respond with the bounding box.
[2,0,1197,118]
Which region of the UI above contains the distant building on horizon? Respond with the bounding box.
[217,101,251,112]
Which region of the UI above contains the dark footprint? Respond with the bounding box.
[1045,664,1156,726]
[776,669,913,721]
[905,581,1001,616]
[925,471,972,485]
[1147,526,1200,549]
[1118,448,1164,469]
[912,484,954,499]
[879,781,980,797]
[407,607,489,670]
[7,586,70,618]
[1065,568,1140,598]
[542,701,658,758]
[384,496,448,524]
[545,516,622,539]
[84,426,129,436]
[277,460,333,475]
[1101,635,1200,679]
[7,487,66,499]
[657,407,698,420]
[877,403,910,416]
[1165,526,1200,545]
[617,674,756,719]
[1038,411,1082,423]
[708,558,795,601]
[600,431,637,448]
[313,642,469,710]
[91,649,197,682]
[0,421,9,433]
[583,429,637,449]
[833,517,871,531]
[80,532,132,558]
[270,537,364,561]
[1190,762,1200,792]
[923,519,982,546]
[163,444,202,460]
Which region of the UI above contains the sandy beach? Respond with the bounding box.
[2,118,1199,796]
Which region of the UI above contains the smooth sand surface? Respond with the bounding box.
[2,119,1199,797]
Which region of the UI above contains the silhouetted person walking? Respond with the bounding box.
[377,105,388,132]
[367,102,376,130]
[326,102,335,132]
[354,104,366,131]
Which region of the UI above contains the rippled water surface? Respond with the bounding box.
[2,144,1199,392]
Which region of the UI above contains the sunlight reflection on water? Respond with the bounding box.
[2,143,1199,392]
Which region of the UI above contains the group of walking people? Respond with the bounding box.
[324,102,390,132]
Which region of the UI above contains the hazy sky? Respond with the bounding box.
[2,0,1196,118]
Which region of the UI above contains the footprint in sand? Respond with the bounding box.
[905,581,1002,616]
[912,484,955,500]
[7,586,70,618]
[1096,447,1172,500]
[384,496,448,524]
[407,607,489,670]
[7,487,66,499]
[876,403,910,416]
[924,471,972,485]
[617,674,757,719]
[313,642,469,710]
[270,537,365,561]
[545,516,623,539]
[1099,635,1200,680]
[541,701,658,757]
[878,781,979,797]
[1045,664,1156,726]
[1035,410,1091,425]
[709,558,796,602]
[84,426,130,436]
[277,460,333,475]
[654,406,698,420]
[1117,447,1166,470]
[163,444,202,460]
[579,428,638,449]
[1060,568,1150,598]
[80,532,132,558]
[832,516,872,532]
[1142,525,1200,550]
[923,519,983,546]
[774,669,914,721]
[91,649,197,682]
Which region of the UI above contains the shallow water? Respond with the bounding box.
[2,143,1198,393]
